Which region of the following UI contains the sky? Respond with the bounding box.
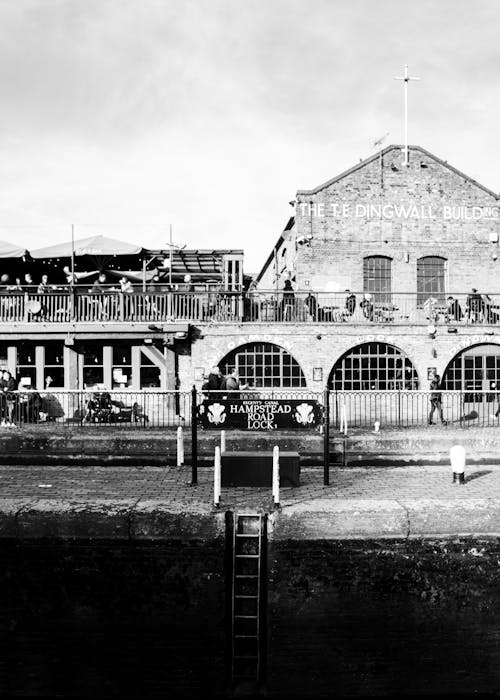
[0,0,499,273]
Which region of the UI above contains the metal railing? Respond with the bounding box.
[1,287,499,326]
[0,390,192,428]
[2,387,500,429]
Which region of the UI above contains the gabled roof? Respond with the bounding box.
[255,217,294,285]
[297,145,499,199]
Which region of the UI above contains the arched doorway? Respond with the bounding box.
[219,342,306,388]
[443,344,500,417]
[328,342,419,390]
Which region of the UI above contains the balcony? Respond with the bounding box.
[0,288,497,326]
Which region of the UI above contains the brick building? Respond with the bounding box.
[2,144,500,426]
[191,145,500,424]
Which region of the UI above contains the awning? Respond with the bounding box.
[30,234,144,259]
[0,240,27,258]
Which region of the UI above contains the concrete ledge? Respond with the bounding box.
[0,497,226,541]
[271,498,500,540]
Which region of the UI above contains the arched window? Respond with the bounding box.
[329,342,419,390]
[443,344,500,393]
[417,256,446,306]
[363,256,392,304]
[220,342,306,388]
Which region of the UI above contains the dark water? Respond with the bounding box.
[3,537,500,696]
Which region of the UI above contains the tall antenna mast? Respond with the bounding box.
[394,64,420,166]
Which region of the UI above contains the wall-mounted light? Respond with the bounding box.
[427,324,437,339]
[405,251,410,263]
[313,367,323,382]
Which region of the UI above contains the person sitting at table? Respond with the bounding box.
[360,293,374,321]
[24,273,33,287]
[343,289,356,320]
[62,265,78,285]
[446,295,463,322]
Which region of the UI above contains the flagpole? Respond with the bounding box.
[71,224,75,285]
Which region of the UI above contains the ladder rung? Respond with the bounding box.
[236,533,260,538]
[235,574,258,579]
[233,674,258,679]
[235,594,258,599]
[234,655,259,659]
[234,635,258,639]
[235,554,259,558]
[234,615,258,619]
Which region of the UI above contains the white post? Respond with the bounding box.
[214,446,221,506]
[374,420,380,434]
[220,429,226,453]
[342,400,348,436]
[450,444,466,485]
[272,445,280,507]
[176,426,184,466]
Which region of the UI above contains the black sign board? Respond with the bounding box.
[198,398,322,431]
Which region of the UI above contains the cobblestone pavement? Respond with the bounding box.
[1,463,499,513]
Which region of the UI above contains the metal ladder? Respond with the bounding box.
[231,512,263,690]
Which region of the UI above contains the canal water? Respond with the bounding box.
[2,536,500,696]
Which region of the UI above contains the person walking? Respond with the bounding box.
[428,373,447,425]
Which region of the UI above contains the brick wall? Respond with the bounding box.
[291,146,500,293]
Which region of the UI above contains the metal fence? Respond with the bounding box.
[0,390,192,428]
[1,388,500,429]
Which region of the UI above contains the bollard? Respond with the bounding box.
[341,402,348,436]
[272,445,280,508]
[450,444,466,485]
[214,446,221,507]
[176,426,184,466]
[220,429,226,453]
[374,420,380,434]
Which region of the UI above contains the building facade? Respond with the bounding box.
[2,145,500,425]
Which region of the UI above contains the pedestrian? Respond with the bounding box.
[428,373,447,425]
[0,369,17,426]
[222,367,247,399]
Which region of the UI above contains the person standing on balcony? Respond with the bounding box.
[343,289,356,320]
[428,373,447,425]
[446,295,462,322]
[281,279,295,321]
[466,288,484,323]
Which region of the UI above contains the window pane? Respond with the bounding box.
[417,256,446,306]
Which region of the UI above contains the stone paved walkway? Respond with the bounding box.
[0,463,498,513]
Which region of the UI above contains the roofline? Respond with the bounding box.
[296,144,499,199]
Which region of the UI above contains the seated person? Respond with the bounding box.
[360,293,374,321]
[304,293,322,321]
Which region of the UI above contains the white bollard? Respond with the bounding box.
[272,445,280,507]
[374,420,380,434]
[214,446,221,506]
[176,426,184,466]
[342,402,348,436]
[450,444,466,485]
[220,429,226,453]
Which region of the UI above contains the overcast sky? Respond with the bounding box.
[0,0,499,272]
